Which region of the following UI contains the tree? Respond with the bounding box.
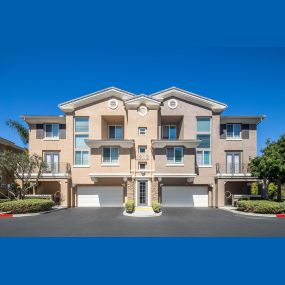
[0,151,46,199]
[249,135,285,201]
[6,119,29,147]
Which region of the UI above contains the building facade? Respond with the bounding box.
[22,87,265,208]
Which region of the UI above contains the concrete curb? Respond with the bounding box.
[123,210,162,218]
[0,206,68,218]
[219,207,277,218]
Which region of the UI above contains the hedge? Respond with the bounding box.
[236,200,285,214]
[0,199,11,204]
[0,199,55,214]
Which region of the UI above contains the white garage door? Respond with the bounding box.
[77,186,123,207]
[162,186,208,207]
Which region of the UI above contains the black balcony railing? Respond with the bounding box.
[216,163,250,175]
[43,162,71,174]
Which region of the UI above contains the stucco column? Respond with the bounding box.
[60,179,70,207]
[151,178,158,203]
[127,179,135,201]
[217,179,226,207]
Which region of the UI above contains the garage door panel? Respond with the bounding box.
[162,186,208,207]
[77,186,123,207]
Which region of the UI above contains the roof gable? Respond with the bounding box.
[151,87,227,112]
[125,95,161,109]
[59,87,135,112]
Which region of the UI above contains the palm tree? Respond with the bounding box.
[6,119,29,147]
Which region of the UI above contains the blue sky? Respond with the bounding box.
[0,1,284,154]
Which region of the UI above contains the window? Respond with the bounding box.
[109,125,123,139]
[45,124,59,139]
[75,117,89,133]
[226,152,241,174]
[74,117,89,166]
[102,147,119,164]
[196,117,211,166]
[139,163,146,170]
[166,147,183,164]
[162,125,177,139]
[138,146,147,154]
[197,117,211,133]
[108,99,118,109]
[168,99,178,109]
[226,124,241,139]
[138,127,147,135]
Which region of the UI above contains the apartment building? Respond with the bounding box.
[22,87,265,208]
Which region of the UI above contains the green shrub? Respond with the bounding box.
[236,200,285,214]
[268,183,277,200]
[0,199,11,204]
[125,200,135,213]
[251,182,259,195]
[0,199,55,214]
[152,201,161,213]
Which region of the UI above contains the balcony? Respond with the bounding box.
[29,162,71,179]
[216,163,251,177]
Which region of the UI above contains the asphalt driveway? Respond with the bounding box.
[0,207,285,237]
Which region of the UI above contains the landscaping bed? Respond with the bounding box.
[236,200,285,214]
[0,199,55,214]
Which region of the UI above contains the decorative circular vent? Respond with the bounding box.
[108,99,118,109]
[138,105,148,116]
[168,99,178,109]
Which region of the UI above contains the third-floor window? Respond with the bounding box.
[162,125,177,139]
[74,117,89,166]
[45,124,59,139]
[109,125,123,140]
[196,117,211,166]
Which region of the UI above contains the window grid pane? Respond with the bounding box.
[75,135,88,149]
[197,134,211,148]
[197,118,211,132]
[75,117,89,133]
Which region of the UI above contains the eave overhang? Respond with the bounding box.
[151,139,201,149]
[89,173,132,178]
[21,115,66,124]
[58,87,135,112]
[85,139,135,149]
[220,115,266,125]
[153,173,197,178]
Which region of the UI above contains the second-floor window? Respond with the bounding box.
[226,124,241,139]
[102,147,119,164]
[109,125,123,139]
[166,147,183,164]
[162,125,177,139]
[45,124,59,139]
[74,117,89,166]
[138,146,146,154]
[196,117,211,166]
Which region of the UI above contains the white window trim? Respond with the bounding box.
[166,147,184,164]
[226,123,241,139]
[162,125,177,139]
[102,147,119,165]
[44,124,59,140]
[108,125,123,140]
[108,98,118,109]
[74,117,89,166]
[196,117,212,167]
[138,127,147,135]
[197,149,211,167]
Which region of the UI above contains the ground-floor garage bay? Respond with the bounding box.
[32,176,260,208]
